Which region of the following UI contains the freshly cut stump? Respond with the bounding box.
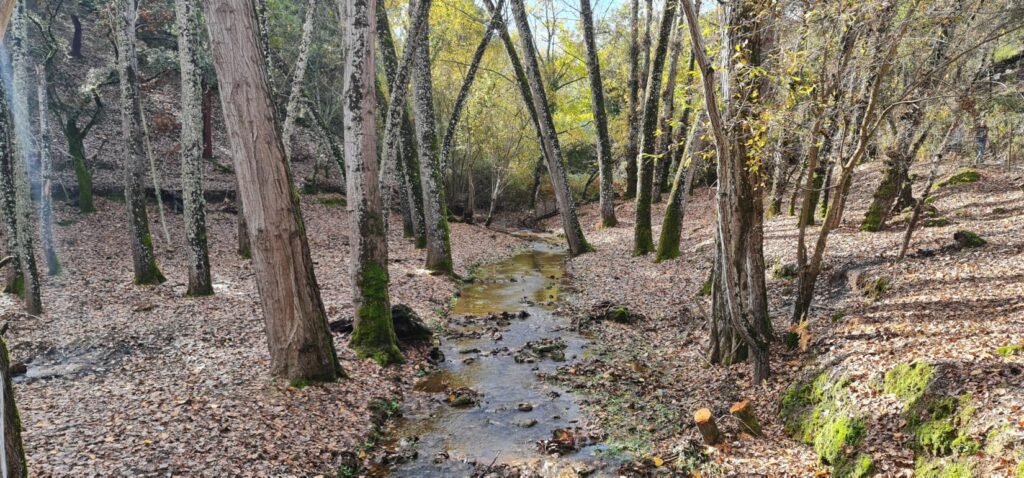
[694,408,722,445]
[729,399,762,436]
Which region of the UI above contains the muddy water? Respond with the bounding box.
[387,242,615,477]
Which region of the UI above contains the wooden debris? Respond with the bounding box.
[694,408,722,445]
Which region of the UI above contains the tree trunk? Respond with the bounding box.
[509,0,590,256]
[656,111,704,261]
[201,81,214,159]
[0,336,28,478]
[0,108,21,295]
[410,0,455,274]
[115,0,166,285]
[623,0,641,199]
[341,0,403,366]
[579,0,617,228]
[653,6,687,202]
[0,77,37,314]
[633,0,676,256]
[282,0,318,165]
[36,66,61,276]
[71,13,83,59]
[177,0,213,296]
[203,0,343,381]
[681,0,771,385]
[898,120,959,261]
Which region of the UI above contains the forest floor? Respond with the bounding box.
[4,160,1024,477]
[3,195,531,477]
[539,161,1024,476]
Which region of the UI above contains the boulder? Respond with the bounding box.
[391,304,433,342]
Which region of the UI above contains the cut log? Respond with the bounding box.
[694,408,722,445]
[729,399,762,436]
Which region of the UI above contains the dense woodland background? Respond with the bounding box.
[0,0,1019,476]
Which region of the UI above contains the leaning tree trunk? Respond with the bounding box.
[579,0,617,228]
[176,0,213,296]
[509,0,590,256]
[341,0,403,366]
[115,0,166,286]
[681,0,771,385]
[376,0,425,245]
[0,335,28,478]
[623,0,641,199]
[202,0,343,381]
[409,0,455,274]
[36,66,61,276]
[656,111,705,261]
[282,0,318,165]
[633,0,676,256]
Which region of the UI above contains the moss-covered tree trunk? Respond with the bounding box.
[510,0,590,256]
[36,66,60,276]
[341,0,403,366]
[203,0,343,381]
[115,0,166,286]
[281,0,318,165]
[409,0,455,274]
[623,0,641,199]
[579,0,617,228]
[633,0,676,256]
[0,108,22,296]
[0,80,37,314]
[176,0,213,296]
[65,123,94,213]
[656,112,704,261]
[653,7,686,202]
[0,335,28,478]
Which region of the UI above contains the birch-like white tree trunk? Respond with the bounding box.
[509,0,590,256]
[410,0,455,274]
[282,0,318,164]
[115,0,166,285]
[340,0,403,365]
[202,0,343,381]
[0,67,38,314]
[36,65,60,276]
[176,0,212,296]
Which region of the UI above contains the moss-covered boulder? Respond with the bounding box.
[924,218,952,228]
[779,371,869,475]
[953,231,986,249]
[883,361,935,409]
[916,457,974,478]
[938,169,981,188]
[772,262,799,280]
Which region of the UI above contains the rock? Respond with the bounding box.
[391,304,433,342]
[953,230,986,249]
[517,419,538,428]
[772,262,799,280]
[937,168,981,188]
[587,301,642,324]
[427,347,445,364]
[328,319,353,334]
[458,348,480,354]
[517,402,534,412]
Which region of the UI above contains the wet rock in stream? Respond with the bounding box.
[444,387,481,407]
[514,337,567,363]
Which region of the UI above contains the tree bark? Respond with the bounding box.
[115,0,166,286]
[36,65,61,276]
[579,0,617,228]
[282,0,318,165]
[509,0,590,256]
[653,6,686,202]
[633,0,676,256]
[898,120,959,261]
[201,81,214,159]
[623,0,641,199]
[71,13,83,58]
[176,0,213,296]
[203,0,343,381]
[656,110,704,261]
[0,336,28,478]
[0,74,37,314]
[341,0,403,366]
[409,0,455,274]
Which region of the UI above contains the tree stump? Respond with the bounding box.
[694,408,722,445]
[730,400,762,436]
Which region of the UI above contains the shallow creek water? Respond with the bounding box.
[387,241,617,477]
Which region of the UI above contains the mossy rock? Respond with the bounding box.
[606,306,635,324]
[1016,459,1024,478]
[815,415,867,465]
[953,230,986,249]
[916,457,974,478]
[924,218,952,228]
[997,344,1023,357]
[938,169,981,188]
[780,371,866,471]
[883,361,935,409]
[862,277,891,301]
[773,262,799,280]
[835,453,874,478]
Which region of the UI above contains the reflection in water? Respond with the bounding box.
[387,242,614,477]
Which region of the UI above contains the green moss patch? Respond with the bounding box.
[916,457,974,478]
[835,453,874,478]
[953,230,986,249]
[883,361,935,409]
[772,262,799,280]
[779,372,868,473]
[997,344,1023,357]
[318,196,347,208]
[924,218,951,228]
[938,169,981,188]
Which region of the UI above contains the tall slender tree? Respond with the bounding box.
[633,0,677,256]
[115,0,165,285]
[36,65,60,276]
[176,0,212,296]
[341,0,403,365]
[579,0,617,228]
[282,0,318,164]
[655,110,704,261]
[202,0,343,381]
[509,0,590,256]
[623,0,641,199]
[410,0,455,274]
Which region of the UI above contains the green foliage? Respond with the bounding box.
[1016,458,1024,478]
[698,276,713,296]
[997,344,1023,357]
[835,454,874,478]
[938,169,981,188]
[865,277,890,301]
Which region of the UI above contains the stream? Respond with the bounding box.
[386,241,618,477]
